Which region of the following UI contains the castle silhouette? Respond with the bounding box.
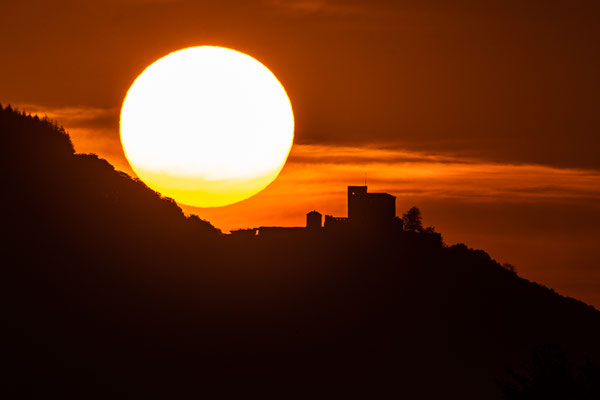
[231,186,401,237]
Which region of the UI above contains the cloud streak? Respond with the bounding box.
[284,144,600,203]
[266,0,360,16]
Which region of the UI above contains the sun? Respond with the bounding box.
[119,46,294,208]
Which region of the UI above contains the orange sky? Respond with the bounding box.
[3,0,600,307]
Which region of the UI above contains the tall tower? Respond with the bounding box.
[348,186,368,225]
[348,185,396,228]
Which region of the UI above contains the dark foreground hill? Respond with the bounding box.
[3,105,600,399]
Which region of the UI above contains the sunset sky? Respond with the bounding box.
[2,0,599,306]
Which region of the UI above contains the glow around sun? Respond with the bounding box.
[120,46,294,207]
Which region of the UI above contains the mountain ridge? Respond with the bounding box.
[3,104,599,399]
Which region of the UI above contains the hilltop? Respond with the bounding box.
[3,105,599,399]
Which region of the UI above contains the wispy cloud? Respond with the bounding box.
[284,144,600,202]
[266,0,360,16]
[16,103,118,129]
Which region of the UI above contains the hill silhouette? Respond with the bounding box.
[3,104,600,399]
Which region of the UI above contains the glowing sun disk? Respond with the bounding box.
[120,46,294,207]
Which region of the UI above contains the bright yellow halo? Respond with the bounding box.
[120,46,294,207]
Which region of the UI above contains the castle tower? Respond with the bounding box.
[348,185,396,227]
[348,186,368,225]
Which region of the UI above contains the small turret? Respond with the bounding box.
[306,210,322,230]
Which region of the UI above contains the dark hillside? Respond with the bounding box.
[3,105,599,399]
